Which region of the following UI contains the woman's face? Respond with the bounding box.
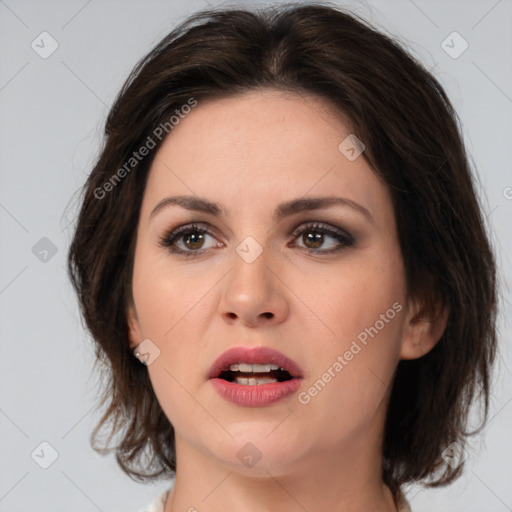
[128,89,427,476]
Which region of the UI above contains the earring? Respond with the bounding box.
[132,338,161,366]
[133,347,149,365]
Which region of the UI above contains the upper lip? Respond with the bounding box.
[208,346,304,379]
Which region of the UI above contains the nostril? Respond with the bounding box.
[262,312,273,318]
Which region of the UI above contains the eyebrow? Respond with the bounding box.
[149,195,374,224]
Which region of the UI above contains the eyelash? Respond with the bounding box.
[157,222,355,257]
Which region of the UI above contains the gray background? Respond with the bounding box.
[0,0,511,511]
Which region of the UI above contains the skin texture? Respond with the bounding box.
[127,90,447,511]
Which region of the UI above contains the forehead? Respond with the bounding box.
[141,89,391,224]
[160,89,351,164]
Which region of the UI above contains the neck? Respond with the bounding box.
[164,430,398,512]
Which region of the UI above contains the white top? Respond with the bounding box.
[140,488,170,512]
[140,483,412,511]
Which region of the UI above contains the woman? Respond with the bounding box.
[67,3,497,511]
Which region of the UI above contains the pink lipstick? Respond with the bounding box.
[208,346,303,407]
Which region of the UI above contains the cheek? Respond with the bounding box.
[293,247,406,419]
[294,297,404,450]
[131,245,218,341]
[132,260,220,438]
[146,359,214,454]
[131,251,225,413]
[298,245,406,348]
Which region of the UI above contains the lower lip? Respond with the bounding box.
[210,378,302,407]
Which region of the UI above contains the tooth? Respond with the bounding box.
[231,363,281,373]
[234,376,278,385]
[254,377,278,384]
[252,363,271,372]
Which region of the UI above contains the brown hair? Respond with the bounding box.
[67,2,497,497]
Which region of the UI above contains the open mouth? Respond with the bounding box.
[208,345,303,384]
[208,346,303,406]
[217,363,294,385]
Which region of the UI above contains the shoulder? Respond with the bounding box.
[138,487,171,512]
[396,489,412,512]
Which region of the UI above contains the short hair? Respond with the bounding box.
[67,2,497,498]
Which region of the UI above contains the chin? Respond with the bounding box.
[206,426,310,476]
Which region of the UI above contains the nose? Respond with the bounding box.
[220,246,289,328]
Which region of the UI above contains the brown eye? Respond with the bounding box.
[184,232,205,250]
[158,223,222,257]
[292,222,355,254]
[302,231,324,249]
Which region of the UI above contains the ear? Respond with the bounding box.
[127,302,143,351]
[400,298,449,360]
